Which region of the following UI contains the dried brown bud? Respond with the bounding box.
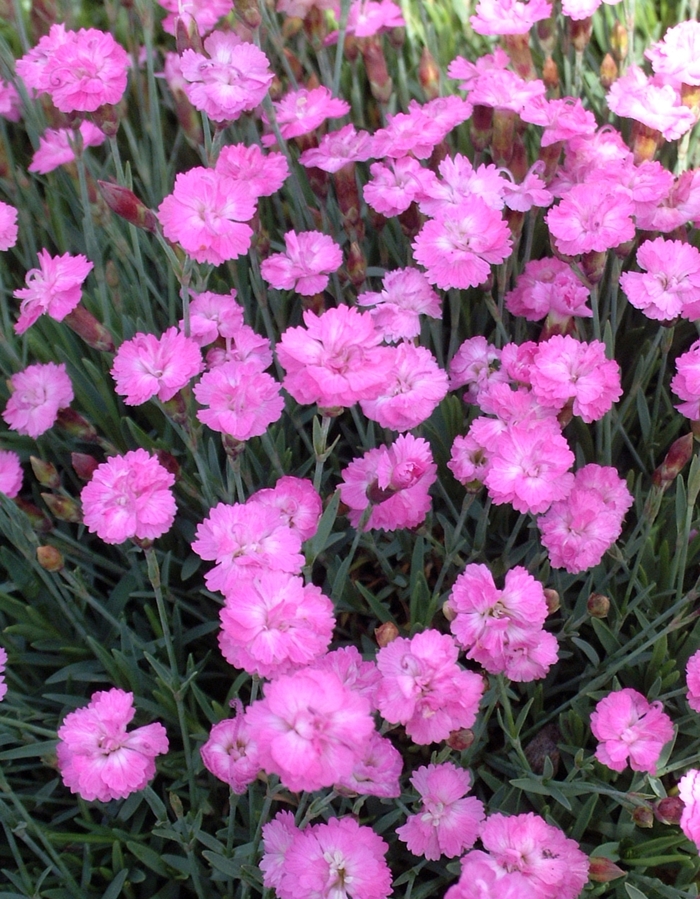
[654,795,684,825]
[234,0,262,29]
[346,240,367,288]
[588,856,626,883]
[71,453,100,481]
[447,728,474,751]
[42,494,82,523]
[30,456,60,490]
[587,593,610,619]
[155,450,181,481]
[653,433,694,488]
[14,498,52,533]
[544,588,560,615]
[524,723,561,775]
[36,545,64,572]
[600,53,618,89]
[375,621,399,647]
[580,249,607,284]
[98,181,158,233]
[632,804,654,828]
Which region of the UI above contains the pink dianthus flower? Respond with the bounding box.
[81,449,177,545]
[158,0,233,35]
[620,237,700,322]
[591,688,674,774]
[672,339,700,419]
[687,649,700,713]
[29,121,106,175]
[56,688,168,802]
[449,336,505,404]
[396,763,485,860]
[505,257,591,322]
[0,451,22,498]
[194,360,284,440]
[470,0,552,35]
[261,231,342,295]
[335,731,402,798]
[679,770,700,851]
[200,713,260,794]
[546,183,635,256]
[356,267,441,343]
[0,201,18,251]
[13,250,93,335]
[298,124,373,172]
[111,328,203,405]
[254,477,322,542]
[215,144,289,197]
[646,20,700,88]
[0,81,20,122]
[3,361,73,439]
[607,66,696,141]
[184,289,244,347]
[263,87,349,144]
[363,157,434,217]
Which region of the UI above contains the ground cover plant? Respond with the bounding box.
[3,0,700,896]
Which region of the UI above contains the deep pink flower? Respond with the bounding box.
[356,267,441,343]
[13,250,93,335]
[687,649,700,713]
[3,362,73,439]
[339,434,437,531]
[417,154,505,217]
[261,811,298,892]
[157,0,233,36]
[397,763,485,860]
[215,144,289,197]
[446,852,538,899]
[157,167,256,265]
[254,477,322,542]
[277,305,393,410]
[263,87,349,144]
[470,0,552,35]
[206,323,273,372]
[620,237,700,322]
[261,231,342,295]
[546,183,635,256]
[363,157,434,217]
[184,289,244,347]
[591,688,674,774]
[679,770,700,851]
[0,201,18,251]
[0,451,22,498]
[335,731,402,798]
[56,688,168,802]
[194,360,284,440]
[15,24,71,95]
[200,713,260,794]
[672,339,700,419]
[29,121,106,174]
[111,328,203,406]
[505,257,591,322]
[370,111,445,160]
[81,449,177,545]
[246,667,375,792]
[520,96,597,146]
[313,646,382,709]
[298,124,373,172]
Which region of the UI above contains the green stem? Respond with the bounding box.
[313,413,333,493]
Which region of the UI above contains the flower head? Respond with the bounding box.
[3,362,73,439]
[194,361,284,440]
[111,328,203,406]
[590,688,674,774]
[261,231,342,295]
[0,201,18,251]
[13,250,93,335]
[0,451,22,498]
[29,122,106,175]
[200,713,260,794]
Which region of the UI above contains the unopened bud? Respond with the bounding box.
[600,53,618,89]
[442,599,457,622]
[654,795,684,825]
[447,728,474,751]
[30,0,56,38]
[155,450,181,481]
[14,498,52,533]
[30,456,60,490]
[374,621,399,647]
[71,452,100,481]
[360,37,393,104]
[91,103,120,137]
[418,46,440,100]
[544,588,560,615]
[588,856,626,883]
[169,791,185,819]
[587,593,610,618]
[610,20,628,61]
[580,249,607,284]
[632,804,654,828]
[542,56,559,93]
[56,408,99,442]
[36,545,64,572]
[653,433,694,488]
[536,15,556,56]
[631,121,663,165]
[470,104,494,152]
[98,181,158,233]
[176,14,204,54]
[63,306,115,352]
[346,240,366,288]
[568,16,593,53]
[42,494,82,523]
[234,0,262,28]
[283,48,304,83]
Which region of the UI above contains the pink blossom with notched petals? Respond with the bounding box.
[215,144,289,197]
[672,339,700,419]
[29,121,106,175]
[13,250,93,335]
[446,852,539,899]
[563,0,621,19]
[339,434,437,531]
[3,362,73,439]
[505,257,591,322]
[157,167,256,265]
[180,32,273,123]
[679,770,700,851]
[620,238,700,322]
[339,0,405,37]
[448,432,490,487]
[0,201,18,251]
[607,66,696,141]
[417,154,505,217]
[375,629,484,744]
[546,183,635,256]
[356,267,441,342]
[0,80,20,122]
[470,0,552,35]
[0,451,22,498]
[15,23,70,94]
[298,124,373,172]
[448,47,511,92]
[206,323,273,371]
[157,0,233,35]
[520,96,597,146]
[370,111,445,160]
[261,231,342,295]
[255,477,322,542]
[313,646,382,709]
[182,289,244,347]
[262,87,349,145]
[277,305,394,410]
[591,688,674,774]
[363,157,434,217]
[335,731,402,798]
[397,763,485,860]
[500,164,553,212]
[645,20,700,88]
[360,343,448,432]
[469,69,546,114]
[278,0,336,18]
[686,649,700,713]
[111,328,203,406]
[200,713,260,793]
[409,96,474,137]
[449,336,506,403]
[260,811,298,892]
[194,360,284,440]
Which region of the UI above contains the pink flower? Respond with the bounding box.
[0,451,22,498]
[590,688,674,774]
[546,183,635,256]
[397,763,485,860]
[81,449,177,545]
[263,86,349,144]
[57,688,168,801]
[687,649,700,713]
[218,571,335,678]
[254,477,322,542]
[679,770,700,851]
[339,434,437,531]
[246,668,375,792]
[505,257,591,322]
[646,20,700,88]
[363,157,435,217]
[446,852,537,899]
[335,731,403,798]
[356,267,441,342]
[184,289,244,347]
[200,713,260,793]
[0,201,18,251]
[563,0,621,19]
[3,362,73,439]
[672,339,700,419]
[370,111,446,160]
[180,32,273,123]
[277,305,393,410]
[375,630,484,744]
[298,124,373,172]
[28,121,106,174]
[15,24,71,95]
[620,238,700,322]
[607,66,696,141]
[470,0,552,35]
[339,0,405,38]
[13,250,93,335]
[520,96,597,146]
[157,167,256,265]
[206,323,273,371]
[111,328,203,406]
[314,645,382,709]
[261,231,342,295]
[417,154,505,217]
[448,433,489,487]
[157,0,233,35]
[0,80,20,122]
[449,336,505,403]
[194,361,284,440]
[261,811,298,891]
[215,144,289,197]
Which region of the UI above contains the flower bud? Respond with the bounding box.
[610,20,628,61]
[98,181,158,233]
[30,456,60,490]
[72,453,100,481]
[56,409,99,443]
[42,494,82,523]
[374,621,399,647]
[30,0,56,38]
[632,804,654,828]
[346,240,367,288]
[360,37,393,105]
[442,599,457,622]
[470,104,493,152]
[234,0,262,29]
[14,498,52,533]
[588,856,625,883]
[542,56,559,93]
[91,103,120,138]
[524,723,560,775]
[600,53,618,89]
[64,307,115,352]
[447,728,474,751]
[653,433,694,488]
[580,249,607,284]
[587,593,610,618]
[176,14,204,54]
[36,545,64,572]
[544,588,560,615]
[568,16,592,53]
[654,795,684,825]
[419,46,440,100]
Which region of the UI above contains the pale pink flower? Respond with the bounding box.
[546,183,635,256]
[356,267,441,342]
[157,167,256,265]
[479,812,589,899]
[448,433,489,488]
[449,337,505,403]
[158,0,233,35]
[335,731,402,798]
[29,121,106,175]
[3,362,73,439]
[505,257,591,322]
[215,144,289,197]
[417,155,505,218]
[646,20,700,88]
[206,323,273,371]
[562,0,621,19]
[607,66,696,141]
[339,434,437,531]
[0,80,21,122]
[277,305,393,410]
[590,688,674,774]
[263,87,349,144]
[261,231,342,295]
[81,449,177,545]
[183,289,244,347]
[530,336,622,423]
[408,96,473,138]
[413,199,512,290]
[192,501,304,596]
[520,96,597,146]
[468,69,546,114]
[254,477,322,542]
[246,668,375,792]
[679,770,700,851]
[194,361,283,440]
[687,649,700,713]
[448,47,511,92]
[298,124,373,172]
[218,571,335,678]
[370,111,445,160]
[397,763,485,860]
[13,250,93,335]
[261,811,298,891]
[621,238,700,322]
[360,343,449,432]
[375,630,484,744]
[672,339,700,419]
[313,645,382,709]
[500,164,553,213]
[200,712,260,793]
[180,32,273,123]
[0,451,22,498]
[0,201,18,251]
[446,852,538,899]
[111,328,203,406]
[470,0,552,35]
[56,688,168,802]
[363,157,434,217]
[338,0,405,38]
